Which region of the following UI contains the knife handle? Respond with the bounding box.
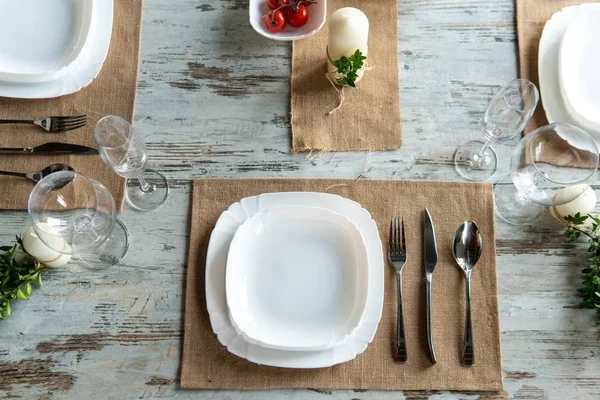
[0,147,33,153]
[426,275,437,364]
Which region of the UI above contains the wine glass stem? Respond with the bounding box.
[137,174,153,192]
[478,142,490,156]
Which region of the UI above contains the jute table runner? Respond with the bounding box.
[181,179,503,391]
[0,0,143,211]
[291,0,402,153]
[516,0,596,134]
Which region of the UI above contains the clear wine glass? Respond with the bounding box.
[28,171,130,267]
[454,78,540,181]
[94,115,169,211]
[494,123,599,225]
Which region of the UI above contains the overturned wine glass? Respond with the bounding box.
[94,115,169,211]
[454,78,539,181]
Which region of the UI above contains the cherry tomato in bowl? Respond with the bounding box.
[267,0,288,10]
[264,10,287,33]
[287,4,309,28]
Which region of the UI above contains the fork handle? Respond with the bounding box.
[426,275,437,364]
[394,271,407,363]
[0,120,34,124]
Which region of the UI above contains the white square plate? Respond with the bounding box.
[226,206,369,351]
[206,192,384,368]
[0,0,113,98]
[0,0,94,83]
[249,0,327,41]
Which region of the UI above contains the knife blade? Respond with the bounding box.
[0,142,98,155]
[424,208,438,363]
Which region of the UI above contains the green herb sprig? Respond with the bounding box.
[331,49,367,88]
[565,213,600,324]
[0,236,45,320]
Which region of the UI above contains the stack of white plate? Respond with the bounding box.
[539,3,600,145]
[0,0,113,99]
[206,192,384,368]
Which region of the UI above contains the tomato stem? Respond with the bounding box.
[263,1,317,19]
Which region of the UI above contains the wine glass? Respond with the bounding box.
[94,115,169,211]
[28,171,130,267]
[454,78,539,181]
[494,123,599,225]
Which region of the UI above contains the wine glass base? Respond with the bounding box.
[126,169,169,212]
[493,174,543,225]
[77,219,130,268]
[454,140,498,181]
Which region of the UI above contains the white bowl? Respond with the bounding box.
[225,206,369,352]
[249,0,327,41]
[559,6,600,134]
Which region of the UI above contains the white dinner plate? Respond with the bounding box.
[249,0,327,41]
[559,7,600,134]
[0,0,95,83]
[206,192,384,368]
[0,0,113,99]
[538,3,600,147]
[226,206,369,351]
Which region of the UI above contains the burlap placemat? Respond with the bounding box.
[0,0,143,211]
[516,0,596,134]
[181,179,502,391]
[291,0,402,153]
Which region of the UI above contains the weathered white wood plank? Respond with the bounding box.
[2,0,599,399]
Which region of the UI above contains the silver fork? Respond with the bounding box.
[0,115,87,132]
[388,217,408,363]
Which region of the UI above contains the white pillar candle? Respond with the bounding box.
[22,224,72,268]
[554,184,597,219]
[327,7,369,82]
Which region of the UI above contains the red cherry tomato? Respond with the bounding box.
[287,4,309,28]
[267,0,288,10]
[264,10,287,33]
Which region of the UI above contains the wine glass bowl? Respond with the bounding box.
[28,171,129,266]
[455,79,540,181]
[94,115,169,211]
[495,123,599,224]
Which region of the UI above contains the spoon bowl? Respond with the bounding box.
[453,220,483,274]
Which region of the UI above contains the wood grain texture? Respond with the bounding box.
[1,0,599,399]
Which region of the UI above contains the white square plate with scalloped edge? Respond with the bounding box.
[206,192,383,368]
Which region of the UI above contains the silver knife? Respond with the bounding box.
[424,208,438,364]
[0,142,98,155]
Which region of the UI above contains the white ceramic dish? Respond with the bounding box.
[226,206,369,351]
[206,192,384,368]
[559,7,600,135]
[0,0,95,83]
[0,0,113,99]
[249,0,327,41]
[538,3,600,146]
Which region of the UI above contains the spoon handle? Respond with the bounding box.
[463,273,475,366]
[394,271,407,363]
[0,170,28,179]
[426,274,436,363]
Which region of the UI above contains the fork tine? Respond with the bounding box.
[389,218,394,251]
[55,115,87,122]
[55,118,87,128]
[58,122,87,132]
[395,217,401,253]
[401,217,406,254]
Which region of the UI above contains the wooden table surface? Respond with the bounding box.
[2,0,599,399]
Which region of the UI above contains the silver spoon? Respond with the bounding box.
[452,220,483,367]
[0,163,74,183]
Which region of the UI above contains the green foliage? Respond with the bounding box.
[564,213,600,324]
[331,49,367,88]
[0,236,45,320]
